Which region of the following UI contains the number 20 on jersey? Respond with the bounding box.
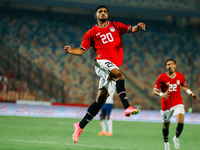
[100,32,114,44]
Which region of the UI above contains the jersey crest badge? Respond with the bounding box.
[177,80,180,85]
[110,27,115,32]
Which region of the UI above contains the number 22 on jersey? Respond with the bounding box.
[168,84,177,91]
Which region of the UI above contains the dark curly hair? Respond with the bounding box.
[95,5,108,13]
[165,58,176,66]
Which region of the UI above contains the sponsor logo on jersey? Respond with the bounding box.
[177,80,180,85]
[166,82,170,85]
[110,27,115,32]
[96,32,100,36]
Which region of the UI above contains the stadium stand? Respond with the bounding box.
[0,5,199,111]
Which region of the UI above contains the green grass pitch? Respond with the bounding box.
[0,116,199,150]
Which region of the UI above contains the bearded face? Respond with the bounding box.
[95,8,108,23]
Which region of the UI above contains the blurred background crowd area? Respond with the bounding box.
[0,0,199,112]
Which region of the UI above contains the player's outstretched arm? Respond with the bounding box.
[182,85,198,101]
[129,22,146,33]
[64,45,85,56]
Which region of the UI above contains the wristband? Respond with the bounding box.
[159,92,163,97]
[186,89,194,96]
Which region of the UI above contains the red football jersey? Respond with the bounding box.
[154,72,186,111]
[80,21,131,67]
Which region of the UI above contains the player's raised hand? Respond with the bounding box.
[192,95,198,101]
[64,45,71,54]
[163,90,170,100]
[137,22,146,30]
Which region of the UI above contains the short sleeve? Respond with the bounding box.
[154,74,162,90]
[114,22,131,35]
[180,73,186,86]
[80,29,92,50]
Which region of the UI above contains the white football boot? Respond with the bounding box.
[164,142,170,150]
[173,136,180,150]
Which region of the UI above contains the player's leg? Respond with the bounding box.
[110,68,140,116]
[172,114,183,150]
[103,84,114,136]
[98,107,107,135]
[160,109,173,150]
[95,59,139,117]
[172,113,184,150]
[163,122,170,142]
[106,114,113,136]
[95,59,130,110]
[103,103,113,136]
[80,87,108,128]
[73,87,109,143]
[172,104,185,150]
[175,113,184,138]
[163,122,170,150]
[109,68,129,108]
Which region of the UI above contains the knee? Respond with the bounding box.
[96,89,109,106]
[163,122,170,129]
[110,69,124,80]
[101,115,106,120]
[116,72,124,80]
[106,115,110,120]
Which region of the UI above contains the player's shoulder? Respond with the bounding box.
[86,24,97,31]
[111,21,123,26]
[176,72,183,75]
[176,72,185,77]
[110,21,118,24]
[156,72,166,81]
[84,28,95,37]
[158,72,166,78]
[85,28,93,34]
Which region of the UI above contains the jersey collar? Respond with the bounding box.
[166,72,176,79]
[96,21,110,28]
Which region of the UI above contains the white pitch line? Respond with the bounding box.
[0,138,130,149]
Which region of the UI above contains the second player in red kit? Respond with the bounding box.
[154,71,186,111]
[153,58,198,150]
